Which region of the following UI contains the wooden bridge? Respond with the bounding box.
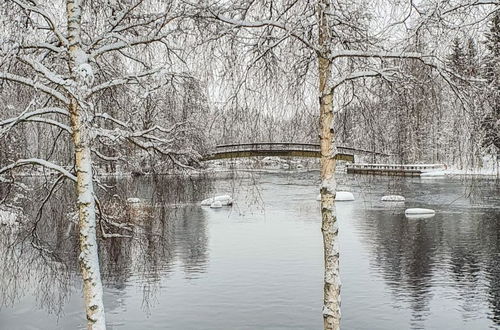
[202,142,390,162]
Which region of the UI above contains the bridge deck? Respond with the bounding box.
[202,142,390,162]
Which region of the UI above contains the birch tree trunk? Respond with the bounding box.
[317,1,340,329]
[67,1,106,329]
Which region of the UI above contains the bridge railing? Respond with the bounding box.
[213,142,390,156]
[214,142,320,152]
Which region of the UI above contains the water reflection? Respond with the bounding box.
[0,174,214,318]
[0,173,499,329]
[352,176,500,328]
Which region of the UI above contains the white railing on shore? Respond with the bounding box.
[346,163,446,172]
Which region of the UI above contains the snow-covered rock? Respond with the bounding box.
[210,201,223,208]
[381,195,405,202]
[201,195,233,206]
[336,191,355,201]
[405,208,435,215]
[405,213,435,219]
[127,198,141,204]
[315,191,355,201]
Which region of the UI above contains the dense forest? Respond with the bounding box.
[1,2,498,174]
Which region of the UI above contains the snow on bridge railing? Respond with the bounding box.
[214,142,320,152]
[213,143,391,156]
[346,164,446,171]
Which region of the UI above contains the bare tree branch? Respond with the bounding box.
[0,159,76,182]
[9,0,69,47]
[0,72,69,104]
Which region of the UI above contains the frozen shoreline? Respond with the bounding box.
[1,156,498,179]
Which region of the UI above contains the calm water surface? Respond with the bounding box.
[0,171,499,329]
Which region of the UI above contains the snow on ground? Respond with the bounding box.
[435,155,500,177]
[421,171,447,177]
[442,167,499,176]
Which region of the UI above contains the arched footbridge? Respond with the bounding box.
[202,142,390,163]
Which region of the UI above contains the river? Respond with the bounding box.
[0,171,499,329]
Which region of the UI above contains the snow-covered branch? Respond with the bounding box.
[91,149,121,162]
[91,10,173,50]
[331,50,428,61]
[94,113,129,128]
[9,0,69,47]
[18,56,74,90]
[330,68,399,91]
[331,50,487,84]
[89,68,163,96]
[442,0,499,15]
[22,42,65,54]
[1,117,71,134]
[90,34,173,59]
[105,0,144,33]
[0,107,69,126]
[131,122,187,137]
[92,120,199,169]
[0,72,69,104]
[208,13,319,52]
[0,158,76,182]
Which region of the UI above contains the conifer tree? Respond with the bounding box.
[481,11,500,153]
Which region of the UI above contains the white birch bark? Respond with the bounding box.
[67,0,106,329]
[317,1,340,329]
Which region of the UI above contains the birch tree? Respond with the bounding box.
[0,1,201,329]
[190,0,499,328]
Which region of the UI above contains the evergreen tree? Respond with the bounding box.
[448,38,467,74]
[466,38,479,76]
[481,11,500,152]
